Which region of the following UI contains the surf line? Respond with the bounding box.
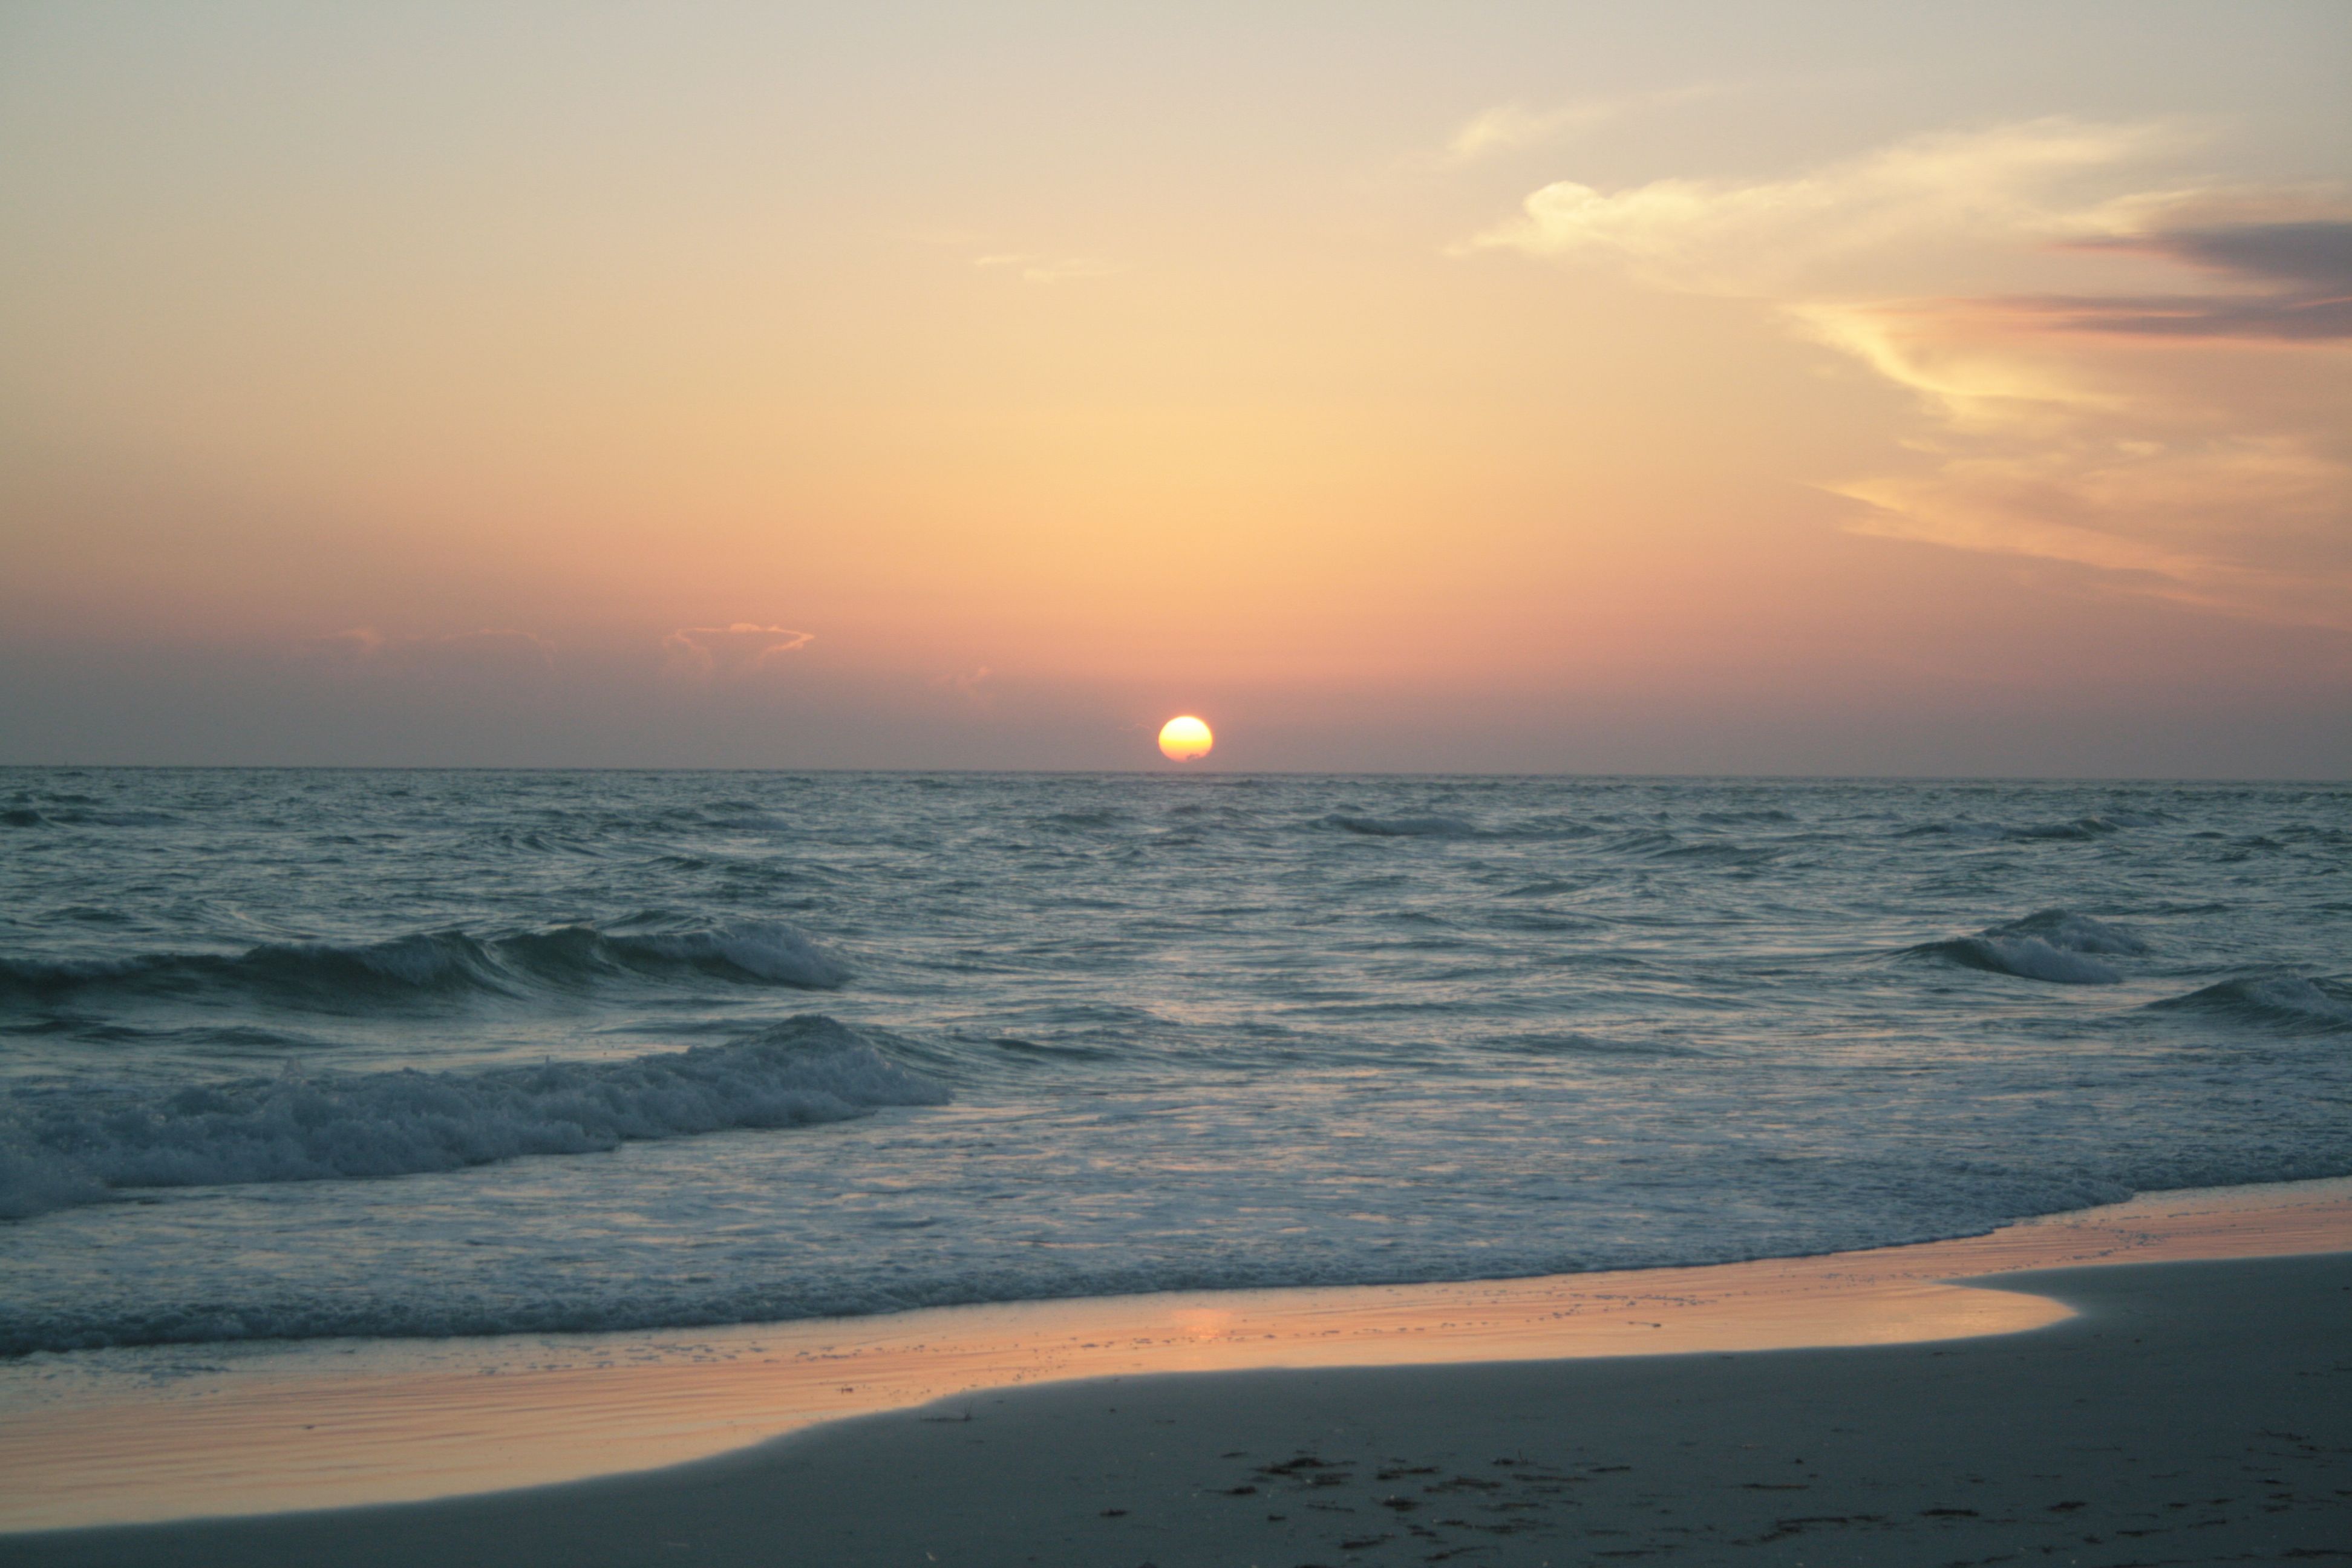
[3,1176,2347,1533]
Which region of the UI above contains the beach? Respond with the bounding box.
[7,1179,2349,1565]
[11,1256,2348,1567]
[8,1,2350,1558]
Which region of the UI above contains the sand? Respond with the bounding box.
[5,1180,2351,1564]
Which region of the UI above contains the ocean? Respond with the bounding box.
[2,768,2348,1360]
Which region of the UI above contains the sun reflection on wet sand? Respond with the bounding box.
[2,1177,2347,1533]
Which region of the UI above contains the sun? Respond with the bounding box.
[1157,715,1213,762]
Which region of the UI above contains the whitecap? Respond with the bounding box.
[0,1017,946,1220]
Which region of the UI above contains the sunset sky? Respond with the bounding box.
[3,2,2347,773]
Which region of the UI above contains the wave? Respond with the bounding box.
[1485,1031,1708,1059]
[988,1036,1119,1062]
[1321,813,1481,838]
[0,1017,948,1220]
[1039,808,1131,830]
[1923,939,2121,984]
[0,919,849,1010]
[0,806,180,829]
[1903,909,2149,985]
[1987,909,2150,955]
[1590,829,1774,864]
[1518,816,1603,839]
[645,800,794,833]
[2007,816,2125,840]
[1656,840,1777,864]
[1899,817,2128,842]
[514,922,851,988]
[2146,975,2352,1034]
[1601,828,1699,858]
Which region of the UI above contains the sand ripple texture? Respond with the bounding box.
[2,769,2348,1353]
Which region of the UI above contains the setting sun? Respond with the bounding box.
[1157,716,1214,762]
[0,7,2342,1557]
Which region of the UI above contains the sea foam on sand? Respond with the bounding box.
[2,1176,2348,1562]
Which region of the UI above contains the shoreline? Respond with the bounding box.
[11,1258,2350,1565]
[3,1174,2349,1540]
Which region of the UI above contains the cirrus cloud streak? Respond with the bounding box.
[1470,119,2352,628]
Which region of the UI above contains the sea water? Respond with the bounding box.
[2,769,2347,1357]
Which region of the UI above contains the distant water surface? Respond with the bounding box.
[2,769,2347,1356]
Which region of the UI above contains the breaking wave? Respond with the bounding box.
[1987,909,2150,955]
[2147,975,2352,1034]
[1,806,181,829]
[1904,909,2149,985]
[0,1016,947,1220]
[0,919,850,1010]
[2,771,2346,1361]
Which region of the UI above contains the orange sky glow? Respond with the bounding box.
[2,2,2347,773]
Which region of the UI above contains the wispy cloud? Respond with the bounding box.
[660,624,815,679]
[2020,221,2352,340]
[973,252,1119,284]
[934,665,995,712]
[1462,119,2176,284]
[1446,102,1616,163]
[1439,86,1724,166]
[1467,119,2352,626]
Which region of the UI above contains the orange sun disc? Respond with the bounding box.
[1157,716,1213,762]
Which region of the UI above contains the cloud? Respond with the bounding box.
[1445,102,1617,163]
[1968,289,2351,343]
[1439,87,1726,166]
[1832,432,2352,626]
[2016,221,2352,341]
[2131,218,2352,290]
[660,623,815,679]
[973,253,1118,284]
[1463,119,2174,288]
[935,665,995,713]
[322,627,555,671]
[1469,119,2352,626]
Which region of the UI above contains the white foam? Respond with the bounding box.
[0,919,852,1005]
[1990,909,2149,955]
[1911,909,2147,984]
[607,924,850,988]
[0,1018,946,1220]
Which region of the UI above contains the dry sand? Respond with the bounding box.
[5,1181,2350,1565]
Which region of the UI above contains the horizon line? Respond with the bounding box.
[3,762,2346,786]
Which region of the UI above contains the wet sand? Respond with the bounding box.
[5,1179,2350,1563]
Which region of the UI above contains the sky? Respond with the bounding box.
[2,1,2347,774]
